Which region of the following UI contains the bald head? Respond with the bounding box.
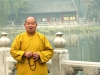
[25,16,37,24]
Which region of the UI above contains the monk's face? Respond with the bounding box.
[24,17,37,35]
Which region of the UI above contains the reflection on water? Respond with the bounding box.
[66,33,100,62]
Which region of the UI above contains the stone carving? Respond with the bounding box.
[61,61,100,75]
[64,65,75,75]
[54,32,66,49]
[83,66,99,75]
[0,48,11,75]
[0,51,4,74]
[0,32,11,47]
[8,62,16,75]
[5,57,17,75]
[61,64,79,75]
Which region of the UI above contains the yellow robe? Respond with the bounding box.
[10,31,54,75]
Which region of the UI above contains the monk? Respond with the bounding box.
[10,16,54,75]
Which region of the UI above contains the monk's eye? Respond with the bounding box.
[26,23,30,25]
[31,23,35,25]
[31,22,36,25]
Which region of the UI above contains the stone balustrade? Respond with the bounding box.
[61,60,100,75]
[4,54,100,75]
[5,57,52,75]
[0,32,100,75]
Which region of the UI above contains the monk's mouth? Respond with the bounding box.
[29,28,33,29]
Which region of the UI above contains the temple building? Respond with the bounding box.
[8,0,78,26]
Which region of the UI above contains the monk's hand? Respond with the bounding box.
[33,52,40,61]
[24,51,33,58]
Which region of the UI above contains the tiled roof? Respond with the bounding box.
[22,1,78,14]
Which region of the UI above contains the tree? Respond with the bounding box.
[0,0,30,29]
[85,0,100,21]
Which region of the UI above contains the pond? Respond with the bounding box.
[49,32,100,62]
[66,33,100,62]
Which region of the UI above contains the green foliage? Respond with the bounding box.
[84,0,100,20]
[0,0,30,28]
[1,26,100,42]
[36,26,100,35]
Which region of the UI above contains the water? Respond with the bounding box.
[65,33,100,62]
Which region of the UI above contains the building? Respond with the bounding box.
[8,1,78,26]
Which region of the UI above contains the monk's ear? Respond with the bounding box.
[36,24,37,26]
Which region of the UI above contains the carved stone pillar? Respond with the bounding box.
[0,47,11,75]
[0,32,11,75]
[50,32,69,75]
[5,57,17,75]
[0,32,11,47]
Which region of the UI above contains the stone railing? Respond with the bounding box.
[37,21,77,26]
[5,57,52,75]
[0,32,100,75]
[4,52,100,75]
[61,60,100,75]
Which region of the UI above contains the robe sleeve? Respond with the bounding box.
[10,35,25,62]
[37,36,54,63]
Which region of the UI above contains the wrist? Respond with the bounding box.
[23,52,26,57]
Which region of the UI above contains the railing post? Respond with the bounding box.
[0,32,11,75]
[50,32,69,75]
[5,57,16,75]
